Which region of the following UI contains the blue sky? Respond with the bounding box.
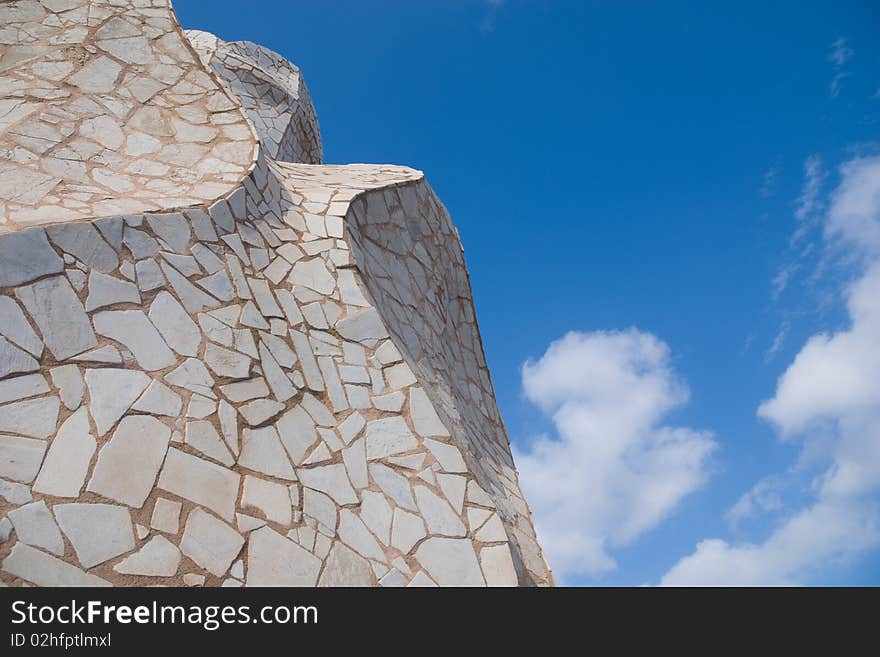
[175,0,880,585]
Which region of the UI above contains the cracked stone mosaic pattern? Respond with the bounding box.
[0,0,257,230]
[0,0,553,587]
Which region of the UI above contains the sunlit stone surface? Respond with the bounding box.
[0,0,551,587]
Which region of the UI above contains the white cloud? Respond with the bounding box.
[662,154,880,586]
[514,329,716,582]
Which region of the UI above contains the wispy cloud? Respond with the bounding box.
[828,37,854,97]
[760,166,780,197]
[828,37,854,67]
[795,154,825,223]
[662,153,880,585]
[515,329,716,582]
[764,320,789,362]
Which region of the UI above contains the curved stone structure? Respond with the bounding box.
[0,0,552,587]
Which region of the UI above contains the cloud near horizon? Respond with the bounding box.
[514,329,717,582]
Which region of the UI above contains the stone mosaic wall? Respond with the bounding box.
[0,0,552,587]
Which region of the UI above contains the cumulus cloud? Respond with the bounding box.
[662,154,880,586]
[514,329,717,582]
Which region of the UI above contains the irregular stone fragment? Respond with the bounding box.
[258,343,295,401]
[365,416,418,460]
[0,396,59,438]
[360,490,393,545]
[335,308,388,343]
[114,535,181,577]
[84,368,150,436]
[54,503,135,568]
[299,463,357,505]
[0,229,64,288]
[93,310,176,371]
[290,330,323,391]
[132,380,182,416]
[2,543,110,587]
[0,296,43,356]
[220,378,269,403]
[290,258,335,295]
[424,438,468,473]
[369,462,417,511]
[246,526,321,587]
[0,337,38,379]
[242,475,292,526]
[302,488,337,533]
[317,356,348,412]
[391,508,427,554]
[49,365,83,410]
[16,275,97,360]
[85,271,140,311]
[87,415,171,508]
[337,509,384,561]
[179,507,244,577]
[7,500,64,555]
[147,213,191,252]
[0,435,46,483]
[0,373,48,405]
[415,486,466,537]
[238,426,296,480]
[239,398,285,425]
[150,497,182,535]
[408,387,451,437]
[205,343,251,379]
[342,438,368,489]
[33,408,95,497]
[0,479,31,505]
[275,405,317,465]
[318,542,373,587]
[185,420,233,466]
[149,292,201,357]
[157,448,240,521]
[415,537,485,587]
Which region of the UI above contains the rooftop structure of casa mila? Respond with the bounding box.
[0,0,552,587]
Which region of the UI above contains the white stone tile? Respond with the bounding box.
[0,434,46,483]
[7,500,64,556]
[246,526,321,587]
[299,463,357,505]
[365,416,418,461]
[179,507,244,577]
[149,291,201,357]
[87,415,171,508]
[185,420,234,466]
[241,475,292,526]
[93,310,176,371]
[318,542,373,587]
[158,448,240,521]
[150,497,181,534]
[408,387,450,437]
[48,366,81,410]
[391,508,426,554]
[54,503,135,568]
[32,408,95,498]
[0,396,59,438]
[415,537,485,586]
[238,426,297,480]
[114,535,181,577]
[1,543,110,587]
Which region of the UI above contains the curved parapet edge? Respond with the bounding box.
[0,0,259,232]
[340,175,555,586]
[185,30,323,165]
